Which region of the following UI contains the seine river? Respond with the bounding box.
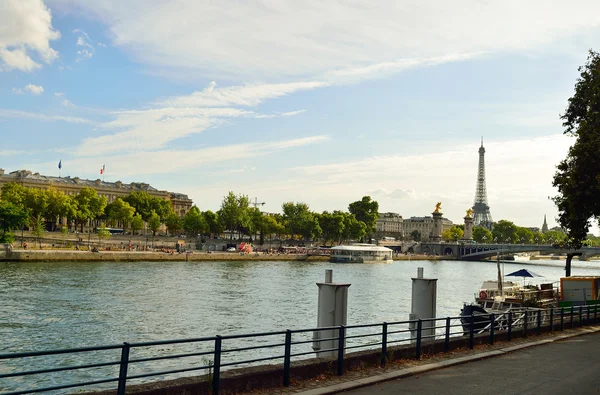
[2,258,600,393]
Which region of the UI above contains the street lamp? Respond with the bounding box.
[494,237,498,244]
[521,237,525,245]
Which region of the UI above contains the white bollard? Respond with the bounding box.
[409,267,437,343]
[312,270,351,357]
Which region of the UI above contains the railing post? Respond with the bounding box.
[489,314,495,345]
[523,310,528,338]
[213,336,222,395]
[549,308,554,332]
[570,306,574,329]
[117,342,130,395]
[416,319,423,359]
[381,322,388,367]
[579,306,583,327]
[444,317,450,353]
[561,308,564,331]
[537,310,542,335]
[469,314,474,350]
[507,311,512,341]
[337,326,345,376]
[587,305,591,325]
[595,304,598,324]
[283,330,292,387]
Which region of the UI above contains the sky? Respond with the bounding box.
[1,0,599,231]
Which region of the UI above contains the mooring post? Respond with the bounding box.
[312,270,350,358]
[409,267,437,344]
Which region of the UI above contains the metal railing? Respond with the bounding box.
[1,305,598,395]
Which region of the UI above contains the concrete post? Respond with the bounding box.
[409,267,438,343]
[313,270,351,358]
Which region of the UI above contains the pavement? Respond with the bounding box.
[244,325,600,395]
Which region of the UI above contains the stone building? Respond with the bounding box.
[402,216,454,241]
[0,169,193,218]
[375,212,404,239]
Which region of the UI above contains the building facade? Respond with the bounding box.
[375,212,404,239]
[0,169,193,217]
[402,216,454,241]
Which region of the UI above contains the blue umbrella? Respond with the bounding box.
[505,268,543,287]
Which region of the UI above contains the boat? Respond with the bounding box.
[459,257,558,333]
[329,244,393,263]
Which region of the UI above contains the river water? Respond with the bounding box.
[2,258,600,392]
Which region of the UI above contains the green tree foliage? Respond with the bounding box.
[97,228,110,246]
[123,191,171,221]
[473,226,493,243]
[164,212,183,236]
[492,220,518,243]
[318,211,346,245]
[130,213,144,235]
[281,202,319,241]
[515,227,534,244]
[543,229,567,244]
[31,215,45,247]
[104,198,135,229]
[262,214,285,243]
[0,200,27,243]
[442,225,464,242]
[342,213,366,242]
[183,206,207,237]
[1,182,27,207]
[45,189,74,231]
[73,188,108,232]
[203,210,222,237]
[218,192,250,238]
[24,188,49,224]
[148,210,161,237]
[348,196,379,234]
[553,50,600,248]
[410,229,421,242]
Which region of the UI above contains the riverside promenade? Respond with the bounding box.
[240,326,600,395]
[0,248,434,262]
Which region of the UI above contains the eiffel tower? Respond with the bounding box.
[472,138,493,230]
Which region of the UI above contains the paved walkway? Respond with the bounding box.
[241,326,600,395]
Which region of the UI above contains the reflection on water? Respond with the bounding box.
[1,258,600,392]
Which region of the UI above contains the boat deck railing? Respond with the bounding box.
[1,305,598,395]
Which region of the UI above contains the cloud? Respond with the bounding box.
[12,84,44,95]
[73,29,95,62]
[49,1,600,79]
[0,149,26,156]
[54,92,64,97]
[75,80,317,156]
[0,109,93,124]
[0,0,60,72]
[45,135,329,177]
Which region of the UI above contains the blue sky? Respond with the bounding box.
[1,0,600,231]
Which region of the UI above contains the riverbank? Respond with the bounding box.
[0,249,437,262]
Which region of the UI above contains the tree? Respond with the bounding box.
[410,229,421,242]
[473,226,493,243]
[553,50,600,249]
[203,210,222,238]
[262,214,285,244]
[45,189,72,231]
[0,200,27,243]
[318,211,346,246]
[164,212,182,236]
[73,188,107,232]
[97,228,110,247]
[218,192,250,239]
[148,210,161,237]
[348,196,379,234]
[130,213,144,235]
[104,198,135,229]
[515,227,534,244]
[342,213,366,243]
[24,188,49,225]
[492,220,518,243]
[183,206,207,237]
[31,215,45,247]
[442,226,464,242]
[1,182,27,208]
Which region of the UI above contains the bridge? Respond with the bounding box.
[418,242,600,261]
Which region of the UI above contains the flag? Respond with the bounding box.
[58,160,62,170]
[100,164,105,175]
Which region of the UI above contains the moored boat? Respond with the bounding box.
[329,244,393,263]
